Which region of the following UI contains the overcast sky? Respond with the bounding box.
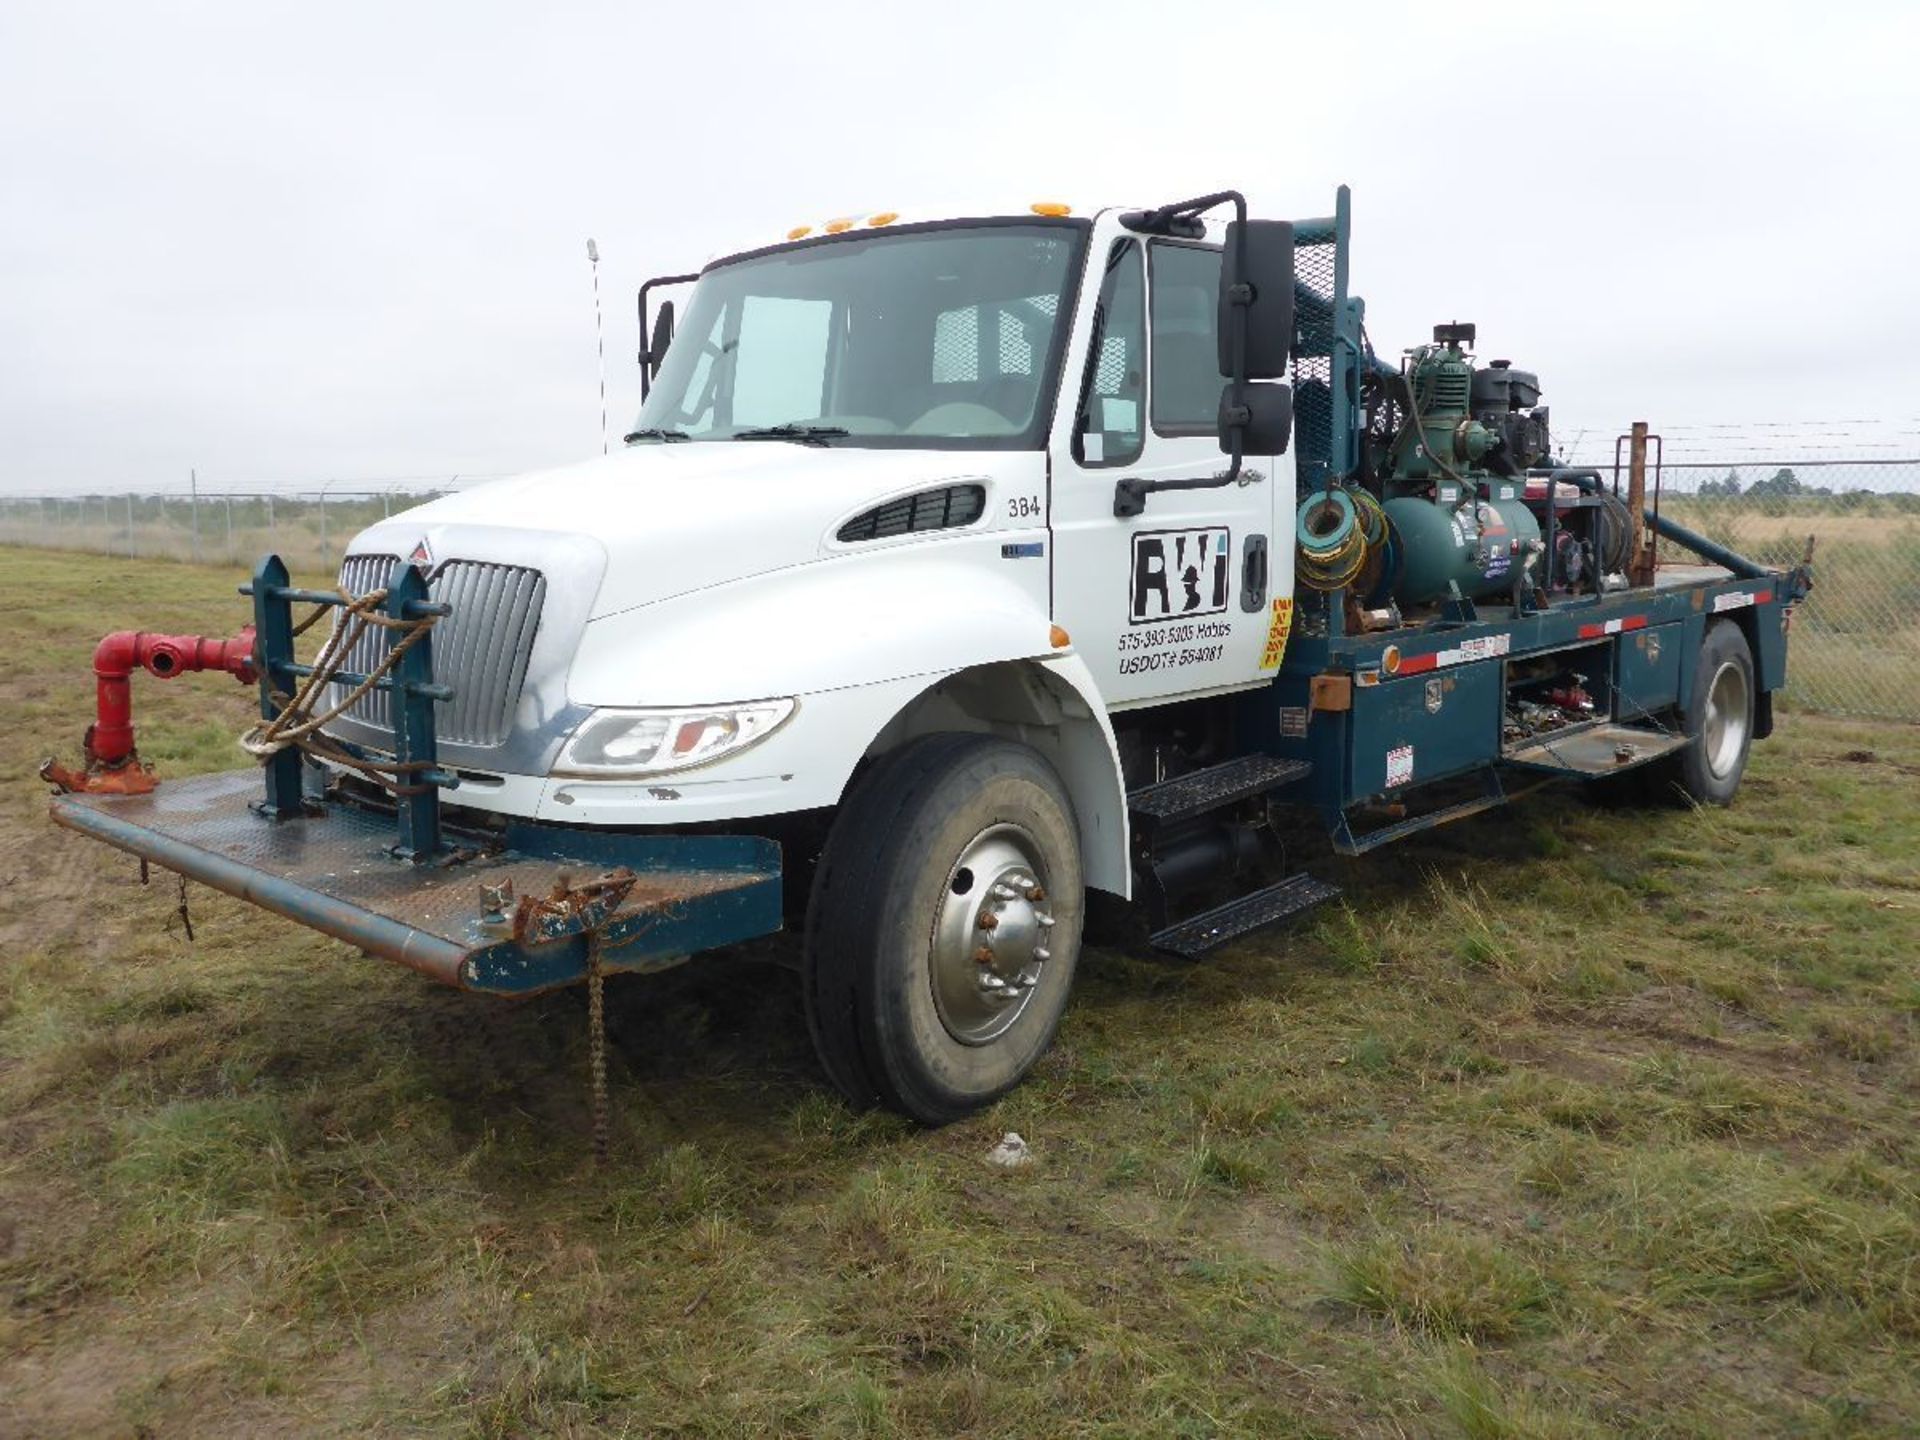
[3,1,1916,495]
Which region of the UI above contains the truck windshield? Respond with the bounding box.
[630,223,1086,450]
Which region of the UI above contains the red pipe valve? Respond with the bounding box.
[40,627,259,796]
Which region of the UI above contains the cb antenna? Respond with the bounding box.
[587,237,607,454]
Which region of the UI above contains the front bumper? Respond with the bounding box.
[50,770,782,995]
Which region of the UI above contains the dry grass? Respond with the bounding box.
[2,547,1918,1437]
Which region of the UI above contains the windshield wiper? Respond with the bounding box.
[731,423,851,446]
[623,426,690,443]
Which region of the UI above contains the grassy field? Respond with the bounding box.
[2,548,1917,1438]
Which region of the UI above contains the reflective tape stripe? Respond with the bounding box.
[1576,615,1648,639]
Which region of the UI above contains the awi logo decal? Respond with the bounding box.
[1129,527,1230,624]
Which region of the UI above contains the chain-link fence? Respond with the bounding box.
[0,486,468,576]
[1564,457,1919,722]
[3,459,1917,721]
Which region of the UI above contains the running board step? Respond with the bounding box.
[1148,873,1341,960]
[1128,754,1311,828]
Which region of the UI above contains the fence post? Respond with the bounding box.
[225,492,235,564]
[125,494,135,557]
[189,468,201,563]
[266,493,275,544]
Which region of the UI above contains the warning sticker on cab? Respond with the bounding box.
[1385,744,1414,788]
[1259,597,1295,670]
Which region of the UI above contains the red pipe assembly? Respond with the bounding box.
[40,628,258,795]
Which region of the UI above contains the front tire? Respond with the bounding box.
[804,733,1085,1124]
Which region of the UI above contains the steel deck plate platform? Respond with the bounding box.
[1502,723,1688,777]
[49,770,782,994]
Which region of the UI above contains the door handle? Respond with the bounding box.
[1241,534,1268,611]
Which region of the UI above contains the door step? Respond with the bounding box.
[1148,873,1341,960]
[1127,754,1311,828]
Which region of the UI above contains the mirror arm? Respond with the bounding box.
[1114,469,1247,519]
[637,271,699,401]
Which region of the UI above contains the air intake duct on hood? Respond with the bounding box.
[836,484,986,543]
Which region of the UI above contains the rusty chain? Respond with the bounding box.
[587,927,609,1166]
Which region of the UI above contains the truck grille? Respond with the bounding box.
[331,554,546,748]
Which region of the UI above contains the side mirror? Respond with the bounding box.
[1219,382,1293,456]
[646,301,676,380]
[1217,219,1295,380]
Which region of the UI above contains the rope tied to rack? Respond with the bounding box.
[237,587,445,797]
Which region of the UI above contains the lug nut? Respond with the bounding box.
[1034,946,1050,962]
[977,912,999,931]
[973,946,995,966]
[1036,914,1055,930]
[1026,884,1046,902]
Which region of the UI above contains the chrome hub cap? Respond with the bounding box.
[1702,659,1751,780]
[930,824,1055,1045]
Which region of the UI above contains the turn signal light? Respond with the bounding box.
[1050,625,1071,648]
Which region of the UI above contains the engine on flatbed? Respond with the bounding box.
[1308,321,1631,611]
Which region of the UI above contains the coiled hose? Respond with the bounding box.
[1296,486,1389,592]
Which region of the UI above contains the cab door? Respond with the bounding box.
[1049,222,1290,708]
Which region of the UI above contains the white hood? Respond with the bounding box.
[359,444,1028,620]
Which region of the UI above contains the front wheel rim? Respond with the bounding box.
[1702,659,1751,779]
[929,823,1056,1046]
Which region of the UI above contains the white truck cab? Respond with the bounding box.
[341,204,1295,894]
[326,199,1302,1120]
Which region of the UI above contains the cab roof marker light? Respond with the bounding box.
[823,217,855,234]
[1030,201,1072,217]
[787,224,812,240]
[867,211,899,226]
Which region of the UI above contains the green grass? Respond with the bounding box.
[3,547,1918,1436]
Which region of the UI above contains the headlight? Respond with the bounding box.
[552,699,796,778]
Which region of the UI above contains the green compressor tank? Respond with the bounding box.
[1383,490,1542,604]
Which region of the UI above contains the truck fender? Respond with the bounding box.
[859,653,1131,897]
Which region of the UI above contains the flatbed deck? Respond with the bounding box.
[50,770,782,994]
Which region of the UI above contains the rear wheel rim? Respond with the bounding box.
[930,823,1056,1046]
[1702,659,1750,779]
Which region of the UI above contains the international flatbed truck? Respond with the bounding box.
[44,187,1809,1125]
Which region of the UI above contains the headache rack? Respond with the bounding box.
[241,552,461,860]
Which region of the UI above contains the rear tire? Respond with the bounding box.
[804,733,1084,1124]
[1673,620,1755,805]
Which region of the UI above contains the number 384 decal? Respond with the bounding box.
[1007,494,1043,520]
